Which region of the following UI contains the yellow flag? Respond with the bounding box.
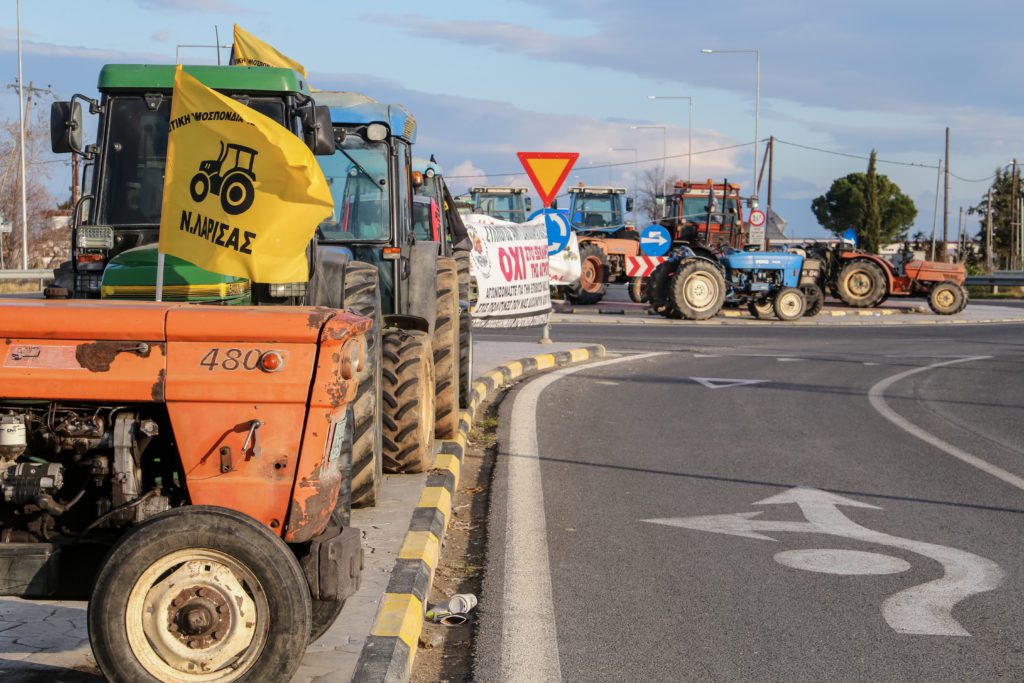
[157,67,332,283]
[231,24,307,79]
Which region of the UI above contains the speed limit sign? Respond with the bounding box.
[748,209,766,228]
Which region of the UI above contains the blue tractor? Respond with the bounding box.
[647,247,813,321]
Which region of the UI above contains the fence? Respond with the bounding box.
[965,272,1024,287]
[0,269,54,292]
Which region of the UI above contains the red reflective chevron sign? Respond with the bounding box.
[517,152,579,208]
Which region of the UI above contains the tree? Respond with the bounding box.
[811,159,917,252]
[862,150,883,253]
[970,166,1022,270]
[636,167,680,223]
[0,110,58,269]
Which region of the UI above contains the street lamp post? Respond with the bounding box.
[631,125,667,193]
[16,0,28,269]
[610,147,638,221]
[701,48,760,199]
[647,96,692,181]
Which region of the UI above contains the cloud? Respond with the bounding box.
[151,29,170,43]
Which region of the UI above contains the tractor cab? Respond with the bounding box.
[48,64,331,300]
[313,93,421,315]
[561,186,632,236]
[413,156,472,255]
[661,179,746,254]
[469,186,531,223]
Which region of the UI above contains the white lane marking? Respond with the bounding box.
[773,549,911,575]
[777,357,803,362]
[593,380,620,386]
[502,352,667,681]
[867,355,1024,492]
[645,487,1004,637]
[693,353,721,358]
[691,377,769,389]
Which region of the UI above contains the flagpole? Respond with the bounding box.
[155,251,165,302]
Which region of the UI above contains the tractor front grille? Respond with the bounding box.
[101,281,250,302]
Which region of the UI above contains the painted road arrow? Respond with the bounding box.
[644,487,1005,637]
[691,377,769,390]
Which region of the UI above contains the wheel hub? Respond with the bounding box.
[581,257,603,293]
[779,294,801,316]
[131,551,262,679]
[848,272,872,296]
[936,290,954,307]
[684,274,717,310]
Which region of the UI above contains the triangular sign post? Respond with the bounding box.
[517,152,578,207]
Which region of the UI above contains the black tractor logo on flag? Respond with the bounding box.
[190,141,258,215]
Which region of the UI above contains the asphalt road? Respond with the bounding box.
[474,321,1024,681]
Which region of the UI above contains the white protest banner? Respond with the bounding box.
[548,231,581,286]
[465,214,551,328]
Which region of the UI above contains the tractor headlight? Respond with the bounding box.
[339,336,364,381]
[77,226,114,249]
[268,282,307,298]
[365,123,388,142]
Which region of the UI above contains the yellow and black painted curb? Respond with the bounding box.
[352,344,607,683]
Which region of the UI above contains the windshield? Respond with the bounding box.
[669,194,742,222]
[475,193,525,223]
[570,193,624,229]
[317,133,391,242]
[98,95,286,226]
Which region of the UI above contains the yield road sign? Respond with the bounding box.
[748,209,766,228]
[517,152,578,207]
[541,208,571,256]
[639,224,671,257]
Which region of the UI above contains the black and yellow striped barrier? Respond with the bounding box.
[352,345,606,683]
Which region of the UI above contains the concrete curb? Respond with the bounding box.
[351,344,607,683]
[550,313,1024,327]
[554,304,926,318]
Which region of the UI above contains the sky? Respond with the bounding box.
[1,0,1022,238]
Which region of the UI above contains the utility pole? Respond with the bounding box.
[986,187,994,270]
[930,158,941,261]
[942,127,950,262]
[956,206,963,263]
[767,136,774,209]
[16,0,26,269]
[1011,159,1018,270]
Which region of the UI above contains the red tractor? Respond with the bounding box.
[813,243,968,314]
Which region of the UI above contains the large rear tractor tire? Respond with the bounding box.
[836,260,886,308]
[800,283,825,317]
[646,260,679,317]
[89,506,311,683]
[773,287,806,321]
[341,262,383,509]
[381,329,436,473]
[670,260,726,320]
[628,276,648,303]
[433,258,461,439]
[566,242,610,304]
[458,309,473,411]
[927,281,966,315]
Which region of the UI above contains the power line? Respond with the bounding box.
[774,138,940,169]
[446,141,756,179]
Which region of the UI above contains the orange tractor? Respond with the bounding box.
[0,300,369,682]
[811,243,969,314]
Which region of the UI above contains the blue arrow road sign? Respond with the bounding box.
[542,209,571,256]
[639,224,671,257]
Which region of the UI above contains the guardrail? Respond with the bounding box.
[965,272,1024,287]
[0,268,54,292]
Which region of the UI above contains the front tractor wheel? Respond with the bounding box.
[646,260,680,317]
[189,173,210,203]
[88,506,311,683]
[628,276,648,303]
[773,287,806,321]
[381,329,436,473]
[566,242,610,304]
[670,260,726,320]
[800,283,825,317]
[748,299,775,320]
[927,281,966,315]
[836,260,886,308]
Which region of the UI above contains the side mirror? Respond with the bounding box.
[304,105,335,156]
[626,197,634,212]
[654,196,665,207]
[550,199,558,210]
[524,197,532,212]
[51,101,83,154]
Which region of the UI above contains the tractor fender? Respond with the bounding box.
[383,314,430,334]
[405,241,438,334]
[843,254,896,292]
[305,245,354,309]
